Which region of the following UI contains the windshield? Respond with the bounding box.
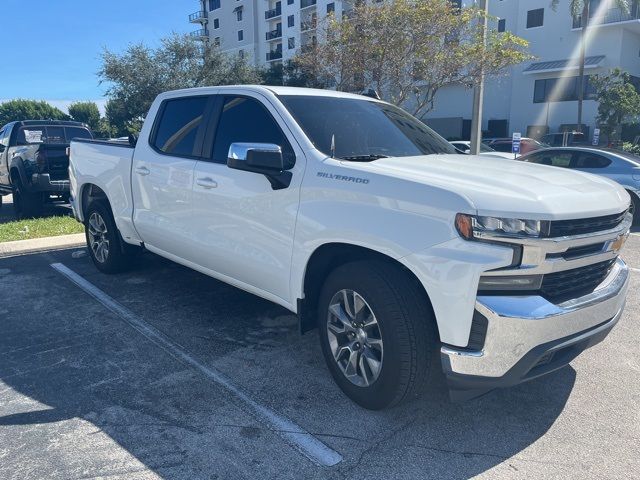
[279,95,457,159]
[17,126,93,145]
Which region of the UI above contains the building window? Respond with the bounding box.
[288,37,295,49]
[288,14,295,27]
[327,2,335,13]
[533,76,596,103]
[238,30,244,41]
[239,50,245,59]
[209,0,220,11]
[214,37,220,46]
[526,8,544,28]
[237,9,243,21]
[498,18,506,32]
[213,18,219,29]
[288,0,294,4]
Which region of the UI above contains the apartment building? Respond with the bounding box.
[423,0,640,140]
[189,0,640,141]
[188,0,353,66]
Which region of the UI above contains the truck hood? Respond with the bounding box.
[359,154,630,220]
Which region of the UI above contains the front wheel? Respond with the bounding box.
[629,191,640,226]
[85,201,134,274]
[318,261,439,410]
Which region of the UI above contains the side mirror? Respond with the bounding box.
[227,143,292,190]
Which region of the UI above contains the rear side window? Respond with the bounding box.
[153,96,209,157]
[212,96,294,165]
[490,142,513,153]
[527,151,573,167]
[15,126,93,145]
[575,153,611,169]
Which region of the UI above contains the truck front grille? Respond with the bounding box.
[540,258,617,303]
[548,211,627,238]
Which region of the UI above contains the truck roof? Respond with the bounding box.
[156,85,383,102]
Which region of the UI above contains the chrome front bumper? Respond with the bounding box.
[441,255,629,401]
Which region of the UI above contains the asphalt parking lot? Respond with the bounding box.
[0,234,639,479]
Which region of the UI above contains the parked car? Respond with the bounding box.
[521,146,640,224]
[540,131,589,147]
[485,137,548,155]
[449,140,515,159]
[69,86,630,409]
[0,120,93,217]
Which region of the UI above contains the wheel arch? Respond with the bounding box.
[79,183,111,221]
[297,242,437,335]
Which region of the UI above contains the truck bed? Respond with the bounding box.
[68,138,140,244]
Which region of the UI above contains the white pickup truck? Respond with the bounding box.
[69,86,631,409]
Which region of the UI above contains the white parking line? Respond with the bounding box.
[630,267,640,273]
[50,262,343,467]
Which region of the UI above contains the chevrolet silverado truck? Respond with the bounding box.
[0,120,93,217]
[68,86,631,409]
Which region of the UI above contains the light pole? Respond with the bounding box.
[469,0,489,155]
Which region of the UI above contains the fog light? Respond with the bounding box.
[478,275,542,291]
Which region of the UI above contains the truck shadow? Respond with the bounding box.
[0,251,575,479]
[0,195,72,224]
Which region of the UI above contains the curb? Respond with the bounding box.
[0,233,86,258]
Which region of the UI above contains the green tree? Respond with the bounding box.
[295,0,531,117]
[68,101,101,131]
[99,34,261,135]
[551,0,630,130]
[0,99,69,126]
[591,68,640,141]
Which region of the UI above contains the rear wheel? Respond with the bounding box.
[85,201,134,274]
[318,261,439,410]
[12,182,43,219]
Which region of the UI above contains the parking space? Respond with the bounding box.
[0,239,639,479]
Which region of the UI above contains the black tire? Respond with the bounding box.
[85,200,134,274]
[12,182,43,219]
[318,260,439,410]
[629,191,640,226]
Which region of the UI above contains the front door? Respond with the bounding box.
[131,95,211,255]
[190,93,305,304]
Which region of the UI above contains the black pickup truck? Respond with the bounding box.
[0,120,93,217]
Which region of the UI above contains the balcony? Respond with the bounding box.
[572,3,640,29]
[301,0,317,9]
[189,29,209,41]
[301,20,317,32]
[189,10,207,24]
[266,28,282,40]
[266,49,283,61]
[265,6,282,19]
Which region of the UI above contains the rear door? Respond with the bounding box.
[189,92,305,303]
[131,95,213,255]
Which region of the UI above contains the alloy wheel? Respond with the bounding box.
[87,212,110,263]
[326,289,384,387]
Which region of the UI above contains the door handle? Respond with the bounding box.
[135,166,150,176]
[196,177,218,189]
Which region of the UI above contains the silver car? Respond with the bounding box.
[521,147,640,224]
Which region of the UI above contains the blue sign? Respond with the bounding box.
[512,132,521,154]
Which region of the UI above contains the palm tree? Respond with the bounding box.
[552,0,630,132]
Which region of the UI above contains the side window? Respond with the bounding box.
[152,96,209,157]
[0,128,6,147]
[212,96,294,166]
[491,142,512,153]
[530,152,572,167]
[575,153,611,169]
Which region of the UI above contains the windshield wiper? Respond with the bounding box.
[339,154,390,162]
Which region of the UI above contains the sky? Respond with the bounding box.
[0,0,193,114]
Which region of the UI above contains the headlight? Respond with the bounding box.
[456,213,549,240]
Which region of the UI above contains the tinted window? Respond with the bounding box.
[490,142,513,153]
[66,127,93,141]
[526,151,573,167]
[575,153,611,169]
[280,95,457,158]
[153,97,209,157]
[527,8,544,28]
[212,96,293,165]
